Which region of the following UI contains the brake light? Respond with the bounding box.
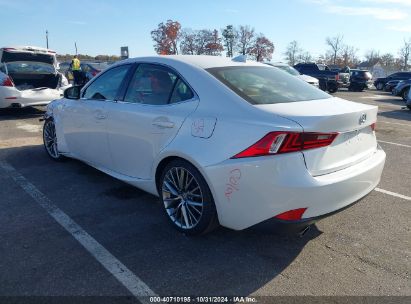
[275,208,307,221]
[91,70,99,76]
[371,123,376,131]
[1,75,14,87]
[3,48,16,51]
[335,74,339,81]
[232,132,338,159]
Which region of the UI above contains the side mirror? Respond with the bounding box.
[64,86,82,99]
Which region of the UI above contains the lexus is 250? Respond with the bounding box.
[43,55,386,235]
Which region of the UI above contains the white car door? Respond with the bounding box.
[60,64,131,168]
[105,63,199,179]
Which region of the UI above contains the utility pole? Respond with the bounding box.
[75,42,78,55]
[46,30,49,49]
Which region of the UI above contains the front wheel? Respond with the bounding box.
[160,159,218,235]
[43,119,64,161]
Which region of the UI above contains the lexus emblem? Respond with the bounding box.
[359,113,367,125]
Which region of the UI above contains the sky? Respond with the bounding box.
[1,0,411,62]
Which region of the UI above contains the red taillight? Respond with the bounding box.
[275,208,307,221]
[1,76,14,87]
[232,132,338,159]
[371,123,376,131]
[91,70,99,76]
[335,74,339,81]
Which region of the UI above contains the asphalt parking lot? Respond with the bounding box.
[0,89,410,301]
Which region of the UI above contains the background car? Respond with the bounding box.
[384,79,402,92]
[293,63,342,93]
[265,62,319,87]
[392,79,411,100]
[348,69,373,91]
[0,46,70,108]
[374,71,411,90]
[43,55,385,236]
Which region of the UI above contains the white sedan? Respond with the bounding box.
[0,46,70,108]
[43,55,386,235]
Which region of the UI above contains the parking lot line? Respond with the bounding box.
[375,188,411,201]
[0,161,157,301]
[378,140,411,148]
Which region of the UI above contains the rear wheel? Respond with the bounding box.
[43,119,64,161]
[160,159,218,235]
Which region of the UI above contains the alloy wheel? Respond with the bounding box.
[162,167,204,230]
[43,120,59,159]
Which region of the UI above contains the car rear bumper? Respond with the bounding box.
[204,146,386,231]
[0,87,62,108]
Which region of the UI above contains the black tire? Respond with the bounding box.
[43,119,64,161]
[402,88,410,101]
[328,87,338,93]
[376,83,384,90]
[159,159,219,235]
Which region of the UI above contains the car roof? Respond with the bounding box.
[119,55,266,69]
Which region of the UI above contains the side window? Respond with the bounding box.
[83,65,130,100]
[124,64,190,105]
[170,79,194,103]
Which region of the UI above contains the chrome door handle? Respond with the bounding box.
[152,121,175,128]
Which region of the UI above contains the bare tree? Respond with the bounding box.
[180,29,197,55]
[284,40,302,66]
[298,51,313,63]
[237,25,255,55]
[380,53,395,67]
[365,50,381,66]
[341,45,358,67]
[325,34,344,65]
[222,25,237,57]
[399,38,411,70]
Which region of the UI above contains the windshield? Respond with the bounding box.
[275,65,300,76]
[207,66,331,105]
[5,61,56,74]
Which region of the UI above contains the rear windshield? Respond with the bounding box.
[207,66,330,105]
[1,51,55,64]
[5,62,55,74]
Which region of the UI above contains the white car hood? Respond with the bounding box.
[298,74,318,83]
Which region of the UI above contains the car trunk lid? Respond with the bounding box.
[257,97,378,176]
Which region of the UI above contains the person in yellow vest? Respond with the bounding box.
[70,55,82,85]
